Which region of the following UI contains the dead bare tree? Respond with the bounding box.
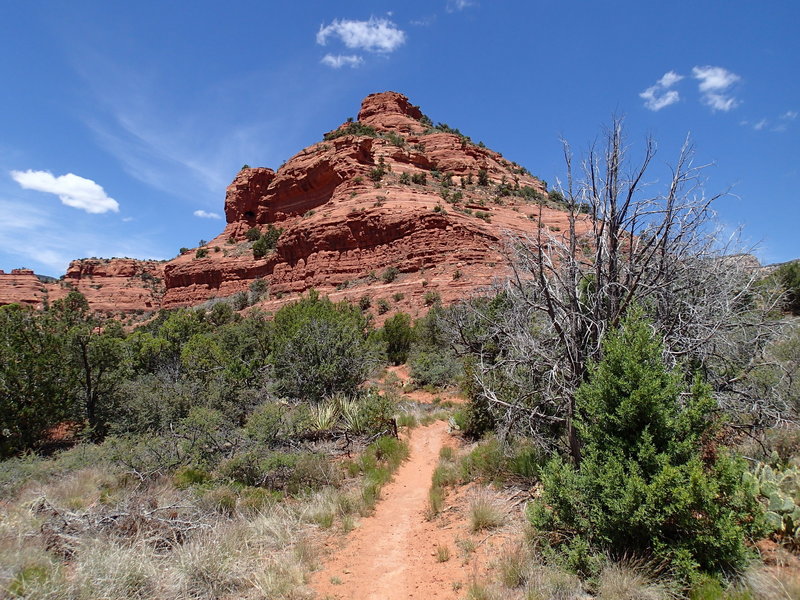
[441,120,789,461]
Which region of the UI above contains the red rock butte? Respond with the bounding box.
[0,91,591,318]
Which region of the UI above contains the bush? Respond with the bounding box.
[411,172,427,185]
[774,261,800,314]
[359,295,372,311]
[477,169,489,186]
[423,291,441,306]
[382,313,414,365]
[376,299,390,315]
[381,266,400,283]
[252,225,282,258]
[323,121,378,141]
[528,310,766,583]
[195,248,209,259]
[245,227,261,242]
[271,292,379,401]
[409,348,461,387]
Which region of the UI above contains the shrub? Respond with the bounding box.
[376,299,390,314]
[399,172,411,184]
[359,295,372,311]
[528,310,766,583]
[411,172,427,185]
[477,169,489,186]
[409,348,461,387]
[271,292,378,401]
[381,266,400,283]
[423,291,441,306]
[774,261,800,314]
[252,225,282,258]
[245,227,261,242]
[195,248,209,259]
[323,121,379,141]
[385,131,405,147]
[381,312,414,365]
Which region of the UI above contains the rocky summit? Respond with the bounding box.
[0,92,591,317]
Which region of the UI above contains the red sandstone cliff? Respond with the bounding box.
[0,91,589,318]
[0,259,165,315]
[161,91,590,317]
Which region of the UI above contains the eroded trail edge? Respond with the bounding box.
[311,420,459,600]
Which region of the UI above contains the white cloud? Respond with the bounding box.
[639,70,683,111]
[692,66,741,112]
[0,198,163,274]
[10,170,119,214]
[320,53,364,69]
[781,110,798,121]
[447,0,476,11]
[193,209,221,219]
[753,119,768,131]
[316,17,406,53]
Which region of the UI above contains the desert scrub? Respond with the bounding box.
[468,488,505,532]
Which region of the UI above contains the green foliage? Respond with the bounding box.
[423,290,441,306]
[399,172,411,184]
[384,131,405,147]
[528,311,766,583]
[411,172,427,185]
[244,227,261,242]
[381,312,414,365]
[409,348,461,388]
[195,248,209,259]
[323,121,379,141]
[271,291,378,401]
[548,189,565,204]
[477,169,489,186]
[774,261,800,314]
[358,295,372,311]
[252,225,282,258]
[381,266,400,283]
[376,298,390,315]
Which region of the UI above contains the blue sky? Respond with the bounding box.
[1,1,797,276]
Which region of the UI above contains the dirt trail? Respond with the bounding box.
[311,420,464,599]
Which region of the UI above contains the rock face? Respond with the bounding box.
[160,91,591,317]
[0,91,590,318]
[0,269,48,307]
[0,259,165,314]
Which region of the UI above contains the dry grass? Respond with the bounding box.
[595,560,676,600]
[468,488,505,533]
[436,544,451,562]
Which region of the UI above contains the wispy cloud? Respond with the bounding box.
[639,70,684,111]
[10,169,119,214]
[753,119,768,131]
[0,197,163,273]
[692,65,741,112]
[447,0,476,11]
[193,209,221,219]
[71,53,283,207]
[781,110,797,121]
[320,54,364,69]
[317,17,406,53]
